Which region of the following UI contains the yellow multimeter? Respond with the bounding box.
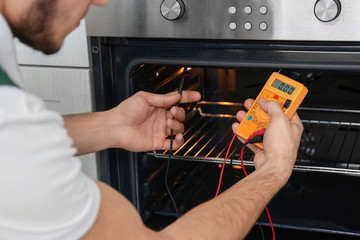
[235,72,308,149]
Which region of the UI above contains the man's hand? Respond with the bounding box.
[83,98,302,240]
[232,98,303,186]
[81,96,302,240]
[106,91,201,152]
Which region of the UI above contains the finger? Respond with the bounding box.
[167,119,184,135]
[145,91,181,108]
[244,98,255,110]
[173,133,185,149]
[232,122,240,132]
[290,112,304,132]
[165,91,180,96]
[235,98,255,122]
[178,91,201,103]
[170,106,186,122]
[167,110,173,120]
[147,90,201,108]
[235,110,247,122]
[162,134,184,150]
[258,98,286,122]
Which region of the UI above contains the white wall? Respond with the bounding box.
[14,20,98,180]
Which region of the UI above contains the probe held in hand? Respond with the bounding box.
[166,67,188,219]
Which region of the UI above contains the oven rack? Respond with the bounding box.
[148,102,360,176]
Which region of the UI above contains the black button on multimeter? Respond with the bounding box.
[283,99,292,109]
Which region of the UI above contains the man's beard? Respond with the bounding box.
[12,0,60,55]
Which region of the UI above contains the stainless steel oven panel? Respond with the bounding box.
[86,0,360,41]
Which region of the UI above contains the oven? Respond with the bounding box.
[86,0,360,238]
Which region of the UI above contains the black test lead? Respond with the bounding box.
[165,67,187,219]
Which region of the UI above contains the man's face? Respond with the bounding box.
[11,0,107,55]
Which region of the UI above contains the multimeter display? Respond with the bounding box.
[272,79,295,95]
[235,72,308,149]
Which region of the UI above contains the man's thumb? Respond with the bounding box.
[258,98,284,118]
[147,92,181,108]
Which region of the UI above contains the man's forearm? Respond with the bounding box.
[161,166,285,240]
[64,112,115,155]
[83,167,288,240]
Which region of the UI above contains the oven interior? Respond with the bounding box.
[124,64,360,238]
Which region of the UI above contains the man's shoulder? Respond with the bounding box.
[0,86,61,121]
[0,86,101,240]
[0,86,39,107]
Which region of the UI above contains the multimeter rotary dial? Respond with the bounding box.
[256,106,271,121]
[314,0,341,22]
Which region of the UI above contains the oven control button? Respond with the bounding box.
[243,6,252,15]
[160,0,185,21]
[244,22,252,31]
[228,6,237,15]
[229,22,237,31]
[314,0,341,22]
[259,6,268,15]
[259,22,268,31]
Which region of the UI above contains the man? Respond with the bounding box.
[0,0,303,239]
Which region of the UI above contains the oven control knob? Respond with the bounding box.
[314,0,341,22]
[160,0,185,21]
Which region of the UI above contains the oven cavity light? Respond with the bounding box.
[218,101,234,106]
[156,72,159,77]
[233,165,243,170]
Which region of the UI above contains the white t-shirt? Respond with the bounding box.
[0,14,100,240]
